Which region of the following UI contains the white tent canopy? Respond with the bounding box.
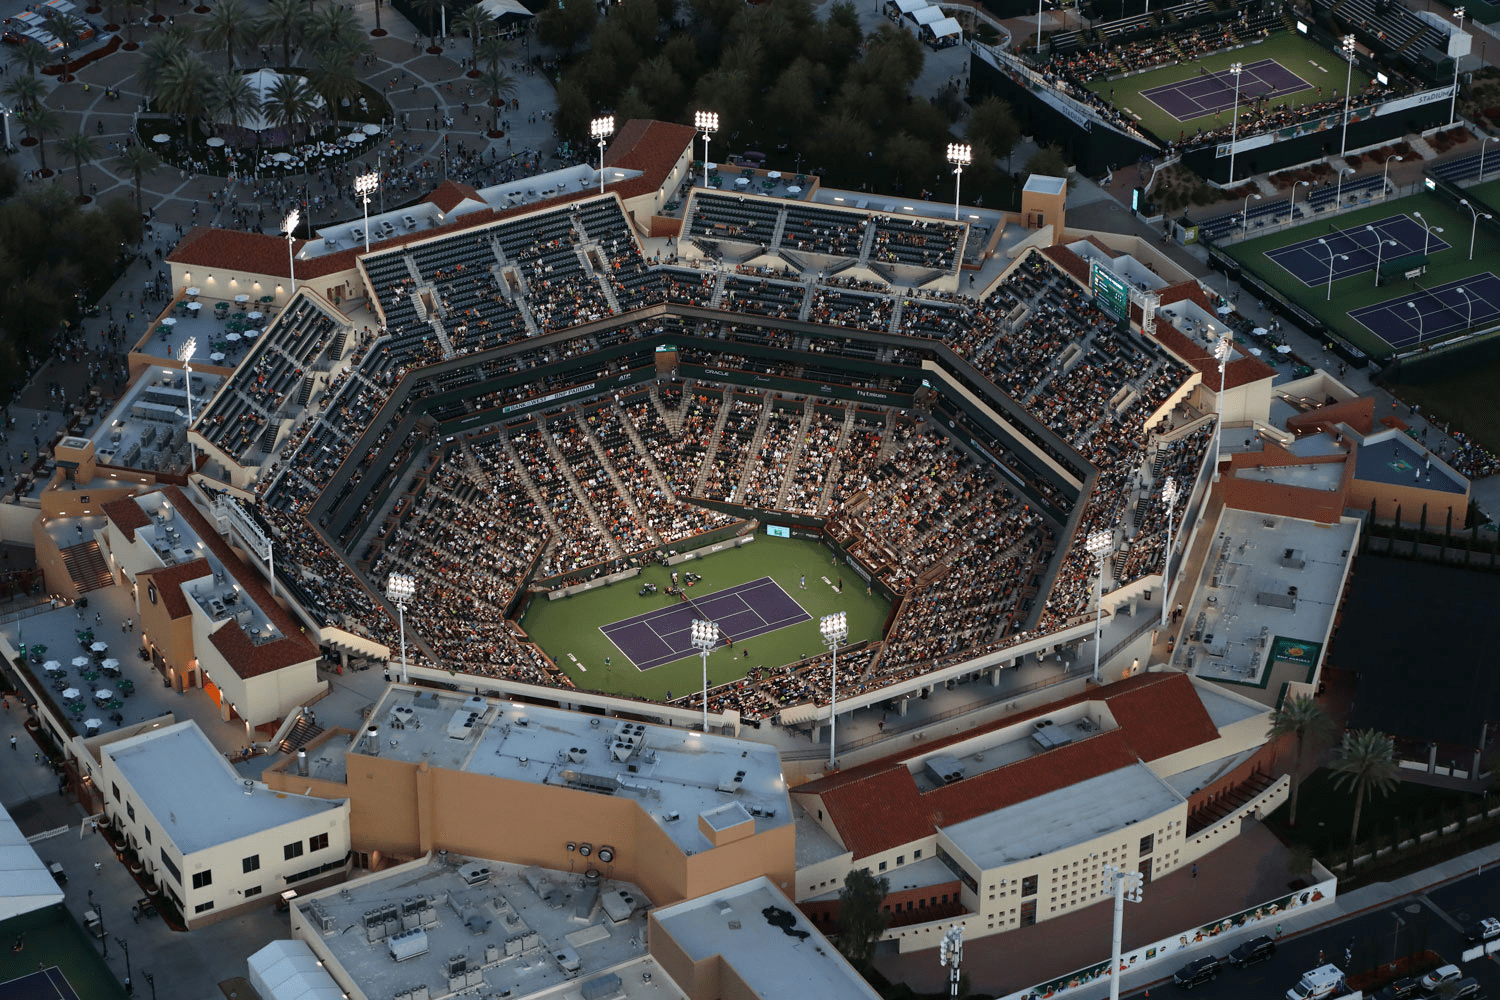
[886,0,929,14]
[0,802,64,923]
[926,15,962,37]
[908,6,946,25]
[248,940,344,1000]
[477,0,534,21]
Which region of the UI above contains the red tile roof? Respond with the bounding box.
[1040,244,1089,285]
[603,119,695,202]
[103,496,151,541]
[793,673,1224,860]
[426,180,484,215]
[1151,324,1276,392]
[139,559,213,619]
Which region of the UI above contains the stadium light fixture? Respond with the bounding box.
[946,143,972,222]
[1227,63,1244,185]
[694,110,718,188]
[1383,154,1403,198]
[1085,530,1112,684]
[940,925,964,1000]
[1339,35,1356,159]
[1315,239,1350,301]
[1159,476,1180,628]
[590,115,614,194]
[354,172,379,253]
[1408,301,1425,346]
[282,208,300,294]
[1459,199,1492,260]
[690,618,718,732]
[1413,211,1444,256]
[1212,333,1233,482]
[1241,192,1260,234]
[820,612,848,768]
[181,336,197,474]
[1452,7,1466,126]
[386,573,416,683]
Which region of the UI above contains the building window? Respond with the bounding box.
[126,802,135,821]
[309,832,329,853]
[243,855,260,874]
[111,783,120,802]
[1022,875,1038,897]
[147,583,157,605]
[913,849,923,860]
[896,855,905,865]
[244,885,262,898]
[144,826,151,844]
[1140,833,1155,855]
[193,901,214,914]
[878,861,887,872]
[284,841,304,861]
[159,849,181,885]
[192,870,213,889]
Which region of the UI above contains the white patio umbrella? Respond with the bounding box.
[62,688,80,700]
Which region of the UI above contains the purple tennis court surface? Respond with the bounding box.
[1348,273,1500,349]
[0,967,82,1000]
[600,577,811,670]
[1140,59,1310,121]
[1266,215,1451,287]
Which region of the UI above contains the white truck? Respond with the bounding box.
[1286,964,1345,1000]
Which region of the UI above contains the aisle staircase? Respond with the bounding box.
[61,541,112,593]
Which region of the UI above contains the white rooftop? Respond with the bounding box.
[93,365,224,473]
[942,763,1183,869]
[340,686,790,854]
[652,877,883,1000]
[105,721,343,854]
[0,801,65,921]
[1023,174,1067,196]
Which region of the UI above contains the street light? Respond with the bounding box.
[820,611,848,768]
[689,618,717,732]
[1085,529,1111,684]
[1159,476,1180,627]
[1339,34,1356,158]
[1289,179,1311,221]
[282,208,300,295]
[116,935,132,994]
[180,336,197,474]
[1213,333,1233,482]
[1103,864,1144,1000]
[1316,239,1350,300]
[1383,154,1403,197]
[590,114,614,194]
[1335,166,1356,209]
[143,971,155,1000]
[1413,211,1444,256]
[694,110,718,188]
[1483,135,1500,180]
[1451,7,1466,126]
[1456,285,1475,330]
[353,171,379,253]
[1241,192,1260,233]
[1459,199,1492,259]
[1227,63,1244,184]
[1365,227,1397,287]
[1408,301,1426,345]
[385,573,415,684]
[946,143,971,222]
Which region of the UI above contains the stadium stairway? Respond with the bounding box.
[579,411,663,547]
[499,433,565,538]
[733,397,778,502]
[692,386,735,495]
[61,540,113,593]
[543,427,625,560]
[816,405,859,516]
[773,399,817,510]
[876,410,903,461]
[612,399,680,502]
[650,385,686,435]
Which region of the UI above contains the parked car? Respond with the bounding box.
[1378,976,1424,1000]
[1229,935,1276,967]
[1450,979,1485,1000]
[1174,956,1221,989]
[1287,964,1346,1000]
[1465,917,1500,945]
[1421,966,1463,991]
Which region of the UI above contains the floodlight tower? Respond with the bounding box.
[180,336,197,473]
[694,110,718,188]
[282,208,300,295]
[1339,35,1356,158]
[939,924,964,1000]
[354,171,379,253]
[1103,864,1144,1000]
[1227,63,1243,184]
[385,573,415,683]
[820,611,848,768]
[1159,476,1180,627]
[590,115,615,194]
[1452,7,1466,126]
[946,143,972,222]
[1086,530,1112,684]
[1213,334,1233,478]
[690,619,718,732]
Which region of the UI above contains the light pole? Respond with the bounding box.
[1036,0,1043,54]
[1159,476,1179,627]
[282,208,300,296]
[180,336,197,473]
[1339,34,1356,158]
[1451,7,1466,126]
[1413,211,1444,256]
[590,114,614,194]
[1103,864,1144,1000]
[940,925,964,1000]
[1408,301,1426,345]
[1335,166,1355,209]
[946,143,971,222]
[1483,135,1500,180]
[690,618,717,732]
[116,935,132,994]
[820,611,847,768]
[1383,154,1403,196]
[1289,179,1311,220]
[1213,333,1233,481]
[1457,285,1474,330]
[1317,239,1350,300]
[1366,228,1397,287]
[1241,192,1260,233]
[1457,199,1492,260]
[694,110,718,188]
[354,171,379,253]
[385,573,414,684]
[1227,63,1243,184]
[143,971,155,1000]
[1086,529,1111,684]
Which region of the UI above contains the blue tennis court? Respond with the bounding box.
[0,967,83,1000]
[1265,215,1452,287]
[1347,273,1500,349]
[1140,59,1310,121]
[600,576,811,670]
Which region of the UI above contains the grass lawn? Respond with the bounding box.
[518,535,890,702]
[0,904,127,1000]
[1088,32,1372,145]
[1226,190,1500,357]
[1265,767,1476,856]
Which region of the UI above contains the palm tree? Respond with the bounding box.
[415,0,448,47]
[205,70,261,132]
[20,106,60,172]
[2,74,44,112]
[119,0,144,44]
[454,5,490,70]
[60,133,96,200]
[478,68,516,132]
[477,31,511,75]
[258,0,310,67]
[264,73,318,140]
[311,59,360,132]
[114,143,160,217]
[151,51,211,121]
[45,13,82,58]
[1330,729,1400,850]
[137,30,190,105]
[311,4,363,51]
[199,0,253,68]
[1267,693,1334,827]
[15,39,50,77]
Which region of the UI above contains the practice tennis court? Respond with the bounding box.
[1140,58,1310,121]
[600,577,811,670]
[1347,273,1500,349]
[0,967,83,1000]
[1266,214,1452,286]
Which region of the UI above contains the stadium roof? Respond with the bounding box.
[0,802,65,921]
[603,119,696,201]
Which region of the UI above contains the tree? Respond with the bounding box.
[19,106,59,172]
[311,47,364,131]
[151,51,211,121]
[1267,693,1334,827]
[615,85,653,124]
[2,74,44,113]
[59,133,95,201]
[15,39,50,77]
[632,55,685,121]
[258,0,310,67]
[205,69,262,132]
[1286,842,1315,882]
[415,0,449,46]
[1330,729,1399,850]
[966,96,1020,170]
[454,4,491,68]
[264,72,318,139]
[311,4,364,53]
[1025,143,1071,182]
[477,32,512,75]
[835,868,889,971]
[478,68,517,132]
[199,0,253,66]
[45,13,82,57]
[537,0,596,55]
[114,143,160,217]
[880,130,936,195]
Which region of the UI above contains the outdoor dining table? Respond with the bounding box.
[186,287,200,298]
[248,311,263,321]
[43,661,62,673]
[235,294,250,304]
[62,688,80,701]
[187,302,202,313]
[226,333,241,344]
[71,656,90,668]
[82,670,100,682]
[210,352,226,363]
[119,679,135,696]
[90,641,108,654]
[244,328,260,338]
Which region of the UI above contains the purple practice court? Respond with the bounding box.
[600,577,812,670]
[1141,59,1310,121]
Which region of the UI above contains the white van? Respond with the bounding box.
[1286,964,1345,1000]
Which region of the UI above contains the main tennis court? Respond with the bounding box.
[600,577,811,670]
[1141,58,1310,121]
[0,967,83,1000]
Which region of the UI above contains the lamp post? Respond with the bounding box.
[1413,211,1444,256]
[1457,285,1475,330]
[1227,63,1243,184]
[820,611,848,768]
[940,925,964,1000]
[1483,135,1500,180]
[1335,166,1355,209]
[690,618,717,732]
[353,171,379,253]
[180,336,197,474]
[1452,7,1466,126]
[1289,179,1311,221]
[1212,333,1233,481]
[1459,200,1492,259]
[1159,476,1180,627]
[96,903,107,957]
[1103,864,1144,1000]
[1366,228,1397,287]
[1085,529,1111,684]
[1317,239,1350,300]
[1408,300,1426,345]
[1383,154,1403,196]
[1036,0,1044,54]
[143,972,155,1000]
[282,208,300,295]
[385,573,414,684]
[946,143,972,222]
[1241,192,1260,233]
[116,936,132,994]
[590,114,614,194]
[1339,34,1356,158]
[694,110,718,188]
